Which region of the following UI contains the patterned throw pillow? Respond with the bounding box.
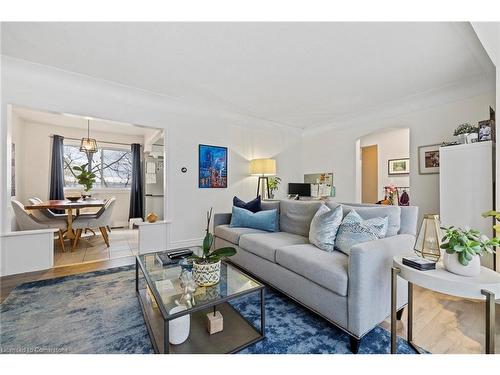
[335,210,388,255]
[309,204,343,251]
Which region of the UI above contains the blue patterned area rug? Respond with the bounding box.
[0,265,419,354]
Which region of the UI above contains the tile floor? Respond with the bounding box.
[54,228,138,267]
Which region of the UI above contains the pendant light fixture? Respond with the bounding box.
[80,119,98,154]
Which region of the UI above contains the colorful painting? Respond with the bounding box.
[199,144,228,188]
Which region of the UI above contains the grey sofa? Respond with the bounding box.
[214,199,418,353]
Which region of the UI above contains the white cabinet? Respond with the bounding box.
[439,141,495,269]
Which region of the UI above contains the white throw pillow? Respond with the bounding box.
[308,204,343,251]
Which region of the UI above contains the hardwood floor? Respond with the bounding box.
[1,259,498,354]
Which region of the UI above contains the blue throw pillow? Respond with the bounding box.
[233,195,262,213]
[335,210,388,255]
[230,206,278,232]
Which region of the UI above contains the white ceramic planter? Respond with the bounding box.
[193,260,221,286]
[466,132,478,143]
[443,252,481,277]
[168,305,190,345]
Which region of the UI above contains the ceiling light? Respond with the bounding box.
[80,119,98,154]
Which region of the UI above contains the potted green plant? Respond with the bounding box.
[191,208,236,286]
[453,123,478,144]
[268,176,281,199]
[72,163,98,199]
[440,226,497,276]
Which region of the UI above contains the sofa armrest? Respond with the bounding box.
[213,213,232,228]
[347,234,415,337]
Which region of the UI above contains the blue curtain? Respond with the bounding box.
[129,143,143,219]
[49,135,65,213]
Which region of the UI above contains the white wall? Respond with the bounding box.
[11,119,146,228]
[472,22,499,270]
[302,92,495,222]
[1,57,302,248]
[357,128,410,202]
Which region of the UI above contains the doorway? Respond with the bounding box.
[356,128,410,204]
[361,145,378,203]
[9,105,166,267]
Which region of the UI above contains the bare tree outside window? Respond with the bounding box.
[63,144,132,189]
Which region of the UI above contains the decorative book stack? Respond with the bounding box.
[402,256,436,271]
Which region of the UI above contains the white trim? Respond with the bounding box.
[0,228,58,237]
[136,219,172,227]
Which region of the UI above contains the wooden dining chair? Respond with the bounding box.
[11,199,68,252]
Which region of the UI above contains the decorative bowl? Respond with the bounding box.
[66,196,81,202]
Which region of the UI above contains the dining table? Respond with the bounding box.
[24,199,106,240]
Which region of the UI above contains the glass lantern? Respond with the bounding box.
[414,214,442,262]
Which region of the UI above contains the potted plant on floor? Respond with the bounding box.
[191,208,236,286]
[440,226,497,276]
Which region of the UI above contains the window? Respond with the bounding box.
[63,144,133,189]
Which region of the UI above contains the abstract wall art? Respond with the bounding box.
[198,144,228,188]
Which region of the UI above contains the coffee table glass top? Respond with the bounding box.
[137,247,262,317]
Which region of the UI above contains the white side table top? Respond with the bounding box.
[393,257,500,300]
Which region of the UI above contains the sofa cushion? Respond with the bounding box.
[239,232,308,263]
[309,204,343,251]
[233,195,261,213]
[275,244,349,296]
[279,200,324,236]
[261,200,280,213]
[230,206,279,232]
[335,210,388,255]
[328,202,401,237]
[214,224,266,245]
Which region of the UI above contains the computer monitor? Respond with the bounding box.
[288,183,311,197]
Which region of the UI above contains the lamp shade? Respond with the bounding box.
[414,214,442,262]
[250,158,276,176]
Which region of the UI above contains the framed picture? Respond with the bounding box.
[418,144,440,174]
[478,119,494,142]
[388,158,409,176]
[198,144,228,188]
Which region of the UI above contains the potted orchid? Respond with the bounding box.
[191,208,236,286]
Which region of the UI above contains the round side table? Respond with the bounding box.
[391,256,500,354]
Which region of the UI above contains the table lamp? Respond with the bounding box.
[250,158,276,199]
[414,214,442,262]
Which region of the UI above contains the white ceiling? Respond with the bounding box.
[13,106,160,138]
[1,22,495,130]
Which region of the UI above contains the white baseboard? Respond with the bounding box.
[168,237,203,249]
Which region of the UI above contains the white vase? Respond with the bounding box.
[443,252,481,277]
[168,305,190,345]
[456,134,468,144]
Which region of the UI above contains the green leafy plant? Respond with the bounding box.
[191,207,236,264]
[268,176,281,197]
[72,163,98,192]
[453,123,478,136]
[481,210,500,232]
[440,226,497,266]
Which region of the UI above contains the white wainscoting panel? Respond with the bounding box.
[137,220,171,254]
[0,229,56,276]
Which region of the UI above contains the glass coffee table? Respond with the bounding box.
[135,247,265,354]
